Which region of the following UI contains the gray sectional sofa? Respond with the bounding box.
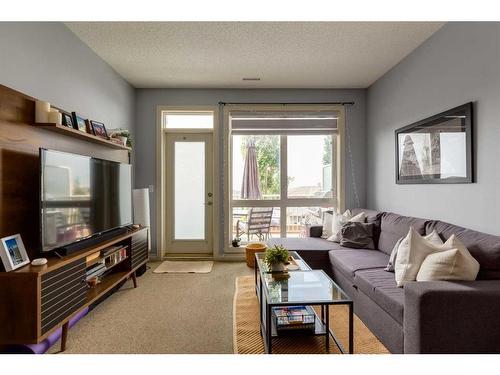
[267,208,500,353]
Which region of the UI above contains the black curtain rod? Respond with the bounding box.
[218,101,355,106]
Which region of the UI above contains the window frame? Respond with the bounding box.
[224,104,345,252]
[162,111,215,131]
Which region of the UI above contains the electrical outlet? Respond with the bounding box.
[148,185,154,193]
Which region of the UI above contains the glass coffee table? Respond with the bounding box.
[255,251,353,354]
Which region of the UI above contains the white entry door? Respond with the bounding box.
[165,133,213,255]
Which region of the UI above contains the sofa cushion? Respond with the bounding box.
[378,212,427,255]
[329,249,389,280]
[354,269,405,324]
[426,220,500,280]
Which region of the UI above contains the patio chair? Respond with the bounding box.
[236,207,274,241]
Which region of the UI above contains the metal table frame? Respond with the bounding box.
[255,253,353,354]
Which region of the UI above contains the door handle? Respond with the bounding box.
[206,201,213,206]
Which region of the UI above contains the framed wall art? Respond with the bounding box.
[395,103,473,184]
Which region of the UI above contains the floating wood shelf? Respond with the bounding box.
[34,123,131,151]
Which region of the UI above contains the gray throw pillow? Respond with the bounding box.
[385,237,403,272]
[339,222,375,249]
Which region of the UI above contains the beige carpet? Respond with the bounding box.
[153,260,214,274]
[233,275,389,354]
[49,261,252,354]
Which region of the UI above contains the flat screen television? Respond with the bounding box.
[40,149,133,252]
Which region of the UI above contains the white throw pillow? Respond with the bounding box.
[350,212,367,223]
[321,211,334,239]
[394,228,444,287]
[386,230,442,273]
[327,210,366,243]
[416,235,480,282]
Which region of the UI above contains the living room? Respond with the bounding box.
[1,1,499,373]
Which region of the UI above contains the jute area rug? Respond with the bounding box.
[153,260,214,274]
[233,275,389,354]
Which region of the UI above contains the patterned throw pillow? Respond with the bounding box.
[321,210,334,239]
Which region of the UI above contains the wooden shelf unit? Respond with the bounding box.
[0,83,137,352]
[35,123,131,151]
[0,227,149,348]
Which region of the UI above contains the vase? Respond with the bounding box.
[118,136,128,146]
[271,263,286,272]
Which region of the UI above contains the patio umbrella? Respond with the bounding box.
[241,141,262,199]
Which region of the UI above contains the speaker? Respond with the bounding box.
[133,188,150,227]
[133,188,151,255]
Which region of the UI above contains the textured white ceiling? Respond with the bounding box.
[65,22,444,89]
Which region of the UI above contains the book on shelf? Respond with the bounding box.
[86,261,107,280]
[102,245,124,257]
[272,306,315,331]
[86,252,101,264]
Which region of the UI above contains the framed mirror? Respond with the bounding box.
[395,102,473,184]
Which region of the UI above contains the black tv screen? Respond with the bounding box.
[40,149,132,252]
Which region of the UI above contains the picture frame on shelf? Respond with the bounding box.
[61,112,74,128]
[0,234,30,272]
[71,112,89,133]
[90,120,109,139]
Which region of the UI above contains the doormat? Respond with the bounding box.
[153,260,214,274]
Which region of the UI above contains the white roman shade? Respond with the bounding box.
[230,111,338,134]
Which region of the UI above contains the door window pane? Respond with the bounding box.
[287,135,333,198]
[232,207,280,243]
[286,207,323,238]
[175,142,205,239]
[232,135,280,200]
[164,113,213,129]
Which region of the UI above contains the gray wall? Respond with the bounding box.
[0,22,134,131]
[367,22,500,234]
[135,89,367,254]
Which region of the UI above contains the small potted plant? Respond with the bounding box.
[264,245,290,272]
[232,237,241,247]
[108,128,132,148]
